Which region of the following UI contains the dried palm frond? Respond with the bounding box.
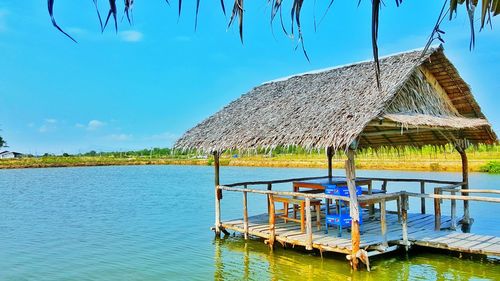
[47,1,498,88]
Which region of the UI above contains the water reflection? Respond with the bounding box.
[214,236,500,281]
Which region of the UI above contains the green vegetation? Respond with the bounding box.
[0,135,5,149]
[1,144,499,172]
[480,161,500,174]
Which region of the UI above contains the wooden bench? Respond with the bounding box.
[272,196,322,233]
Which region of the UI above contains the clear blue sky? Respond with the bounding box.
[0,1,498,154]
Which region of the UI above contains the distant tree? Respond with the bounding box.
[0,135,5,149]
[62,153,71,157]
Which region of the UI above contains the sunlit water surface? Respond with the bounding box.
[0,165,499,280]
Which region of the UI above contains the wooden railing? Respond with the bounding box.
[217,176,498,251]
[404,184,500,230]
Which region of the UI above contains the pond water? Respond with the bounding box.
[0,165,499,280]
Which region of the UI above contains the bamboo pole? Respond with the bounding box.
[346,148,360,270]
[327,146,334,178]
[434,188,441,230]
[420,181,426,214]
[305,198,313,250]
[214,151,221,236]
[380,199,387,246]
[243,184,249,240]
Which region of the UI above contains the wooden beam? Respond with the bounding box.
[346,148,360,270]
[214,151,221,236]
[362,128,442,137]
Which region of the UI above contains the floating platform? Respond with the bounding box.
[221,210,500,257]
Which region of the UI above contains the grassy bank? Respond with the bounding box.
[1,151,500,173]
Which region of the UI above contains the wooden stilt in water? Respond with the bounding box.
[401,193,409,250]
[214,151,221,236]
[434,187,441,230]
[346,147,360,270]
[243,185,249,240]
[457,146,471,226]
[451,190,457,230]
[267,194,275,249]
[267,183,272,214]
[380,199,387,247]
[420,181,426,214]
[305,197,313,250]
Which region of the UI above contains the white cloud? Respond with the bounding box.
[39,119,58,133]
[76,120,106,131]
[107,134,132,141]
[87,120,105,131]
[120,30,143,42]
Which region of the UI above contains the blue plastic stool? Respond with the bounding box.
[324,184,363,237]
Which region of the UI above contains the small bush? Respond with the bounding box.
[430,162,440,171]
[480,161,500,173]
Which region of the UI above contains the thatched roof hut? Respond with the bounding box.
[175,46,496,153]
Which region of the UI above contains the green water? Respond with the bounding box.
[0,165,498,280]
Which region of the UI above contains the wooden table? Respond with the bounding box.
[272,196,322,233]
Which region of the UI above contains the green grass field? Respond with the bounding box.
[1,144,500,173]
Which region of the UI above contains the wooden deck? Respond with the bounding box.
[221,209,500,257]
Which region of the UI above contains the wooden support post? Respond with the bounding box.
[214,151,221,236]
[381,180,388,192]
[420,181,426,214]
[305,198,313,250]
[380,199,387,247]
[346,147,360,270]
[267,183,272,214]
[401,193,409,250]
[451,190,457,230]
[243,185,249,240]
[457,147,471,224]
[368,181,374,219]
[434,188,441,231]
[396,197,401,223]
[268,194,275,249]
[327,146,334,178]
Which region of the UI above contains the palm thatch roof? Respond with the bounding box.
[174,46,496,153]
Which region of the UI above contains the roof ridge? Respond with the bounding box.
[261,45,441,85]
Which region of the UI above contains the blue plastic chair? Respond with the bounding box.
[324,184,363,237]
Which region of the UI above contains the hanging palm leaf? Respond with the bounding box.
[47,0,498,89]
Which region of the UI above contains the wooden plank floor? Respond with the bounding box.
[221,209,500,257]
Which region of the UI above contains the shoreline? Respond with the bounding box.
[0,156,498,173]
